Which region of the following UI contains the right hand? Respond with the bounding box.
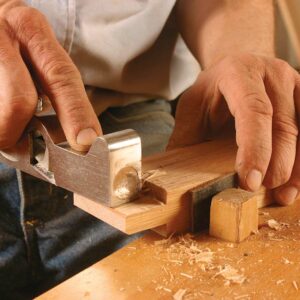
[0,1,102,151]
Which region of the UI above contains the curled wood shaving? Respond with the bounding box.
[293,281,299,291]
[214,265,247,285]
[267,219,281,230]
[267,219,289,231]
[142,169,167,183]
[173,289,187,300]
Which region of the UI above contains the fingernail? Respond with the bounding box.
[276,186,298,205]
[246,169,262,191]
[76,128,98,146]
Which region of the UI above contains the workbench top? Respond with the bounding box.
[38,200,300,300]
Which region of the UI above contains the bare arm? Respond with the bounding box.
[176,0,275,68]
[169,0,300,206]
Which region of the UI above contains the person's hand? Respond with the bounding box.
[0,1,101,151]
[168,53,300,206]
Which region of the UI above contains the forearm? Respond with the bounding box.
[176,0,275,68]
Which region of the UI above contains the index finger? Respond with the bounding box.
[7,7,102,151]
[219,72,273,191]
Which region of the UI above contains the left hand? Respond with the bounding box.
[168,53,300,206]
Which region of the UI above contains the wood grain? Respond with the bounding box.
[209,188,258,242]
[38,199,300,300]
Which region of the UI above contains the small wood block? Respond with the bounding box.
[209,188,258,242]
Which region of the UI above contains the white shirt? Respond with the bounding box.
[25,0,200,112]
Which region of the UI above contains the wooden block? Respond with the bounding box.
[209,188,258,242]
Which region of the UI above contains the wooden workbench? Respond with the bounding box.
[38,199,300,300]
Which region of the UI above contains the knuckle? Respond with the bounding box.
[272,160,292,186]
[273,114,298,139]
[273,58,291,72]
[45,61,81,91]
[270,58,295,82]
[65,103,87,121]
[239,92,273,118]
[10,7,48,44]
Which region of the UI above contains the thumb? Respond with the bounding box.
[167,74,231,150]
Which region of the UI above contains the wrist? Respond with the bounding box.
[203,50,276,70]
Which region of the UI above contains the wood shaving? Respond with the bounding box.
[173,289,187,300]
[276,279,285,285]
[234,295,250,300]
[154,239,170,246]
[259,211,270,216]
[142,169,167,183]
[282,257,293,264]
[269,237,284,241]
[168,259,184,265]
[267,219,281,230]
[293,281,299,291]
[180,272,193,279]
[214,265,247,285]
[266,219,289,231]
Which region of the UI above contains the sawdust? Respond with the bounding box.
[166,234,214,266]
[154,234,247,299]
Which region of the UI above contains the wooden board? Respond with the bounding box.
[38,199,300,300]
[75,138,238,235]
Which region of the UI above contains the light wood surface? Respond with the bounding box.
[38,199,300,300]
[210,189,258,242]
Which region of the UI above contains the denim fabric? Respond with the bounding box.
[0,99,174,299]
